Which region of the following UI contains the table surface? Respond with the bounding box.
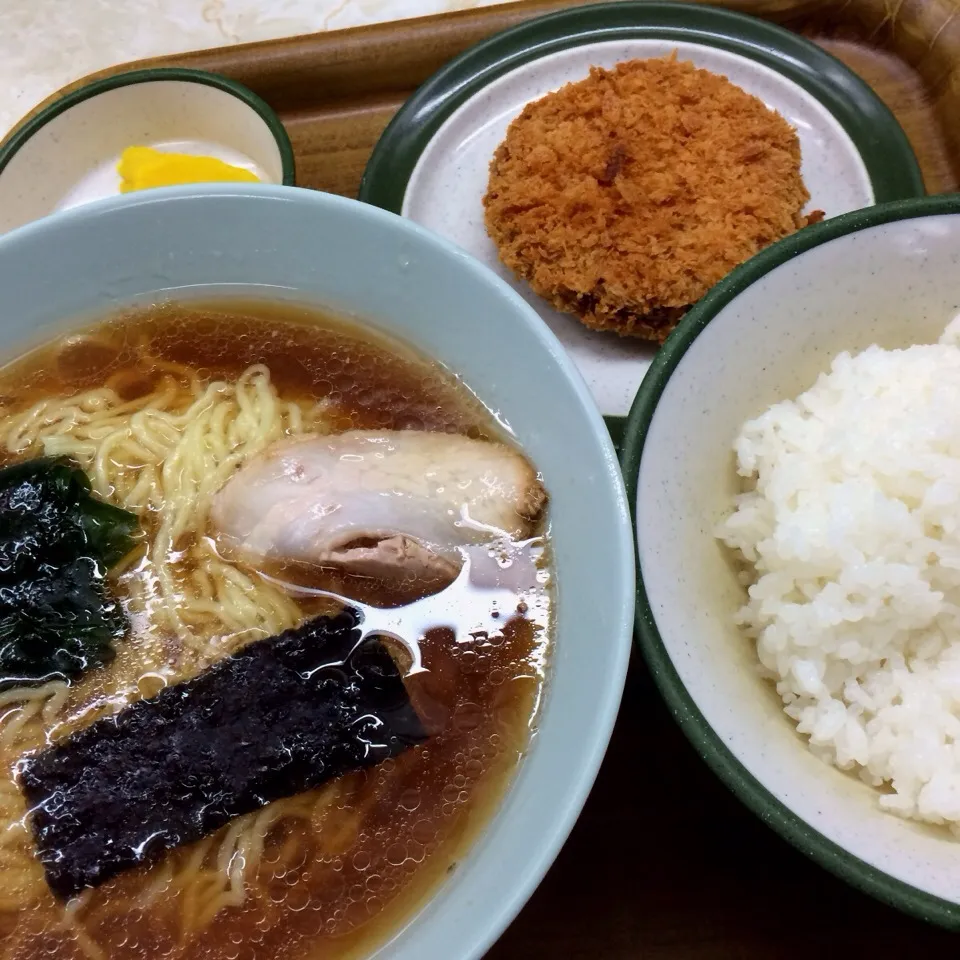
[487,654,958,957]
[0,0,516,139]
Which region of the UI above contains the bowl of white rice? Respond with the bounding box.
[622,193,960,927]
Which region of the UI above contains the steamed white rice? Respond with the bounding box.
[718,316,960,830]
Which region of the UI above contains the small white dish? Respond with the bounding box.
[0,68,295,234]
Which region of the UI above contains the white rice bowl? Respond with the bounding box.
[627,201,960,924]
[718,315,960,829]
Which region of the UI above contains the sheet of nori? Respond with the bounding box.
[17,609,427,899]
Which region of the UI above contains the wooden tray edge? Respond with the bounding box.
[2,0,856,149]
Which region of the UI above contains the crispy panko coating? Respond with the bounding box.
[483,56,823,341]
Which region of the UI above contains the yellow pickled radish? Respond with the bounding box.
[117,145,260,193]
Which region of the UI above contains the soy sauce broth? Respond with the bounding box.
[0,299,552,960]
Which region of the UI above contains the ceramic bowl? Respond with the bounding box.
[0,68,294,233]
[0,183,634,959]
[621,193,960,927]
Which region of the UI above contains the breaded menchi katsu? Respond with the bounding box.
[484,55,823,342]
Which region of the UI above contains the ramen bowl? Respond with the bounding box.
[622,193,960,927]
[0,183,633,958]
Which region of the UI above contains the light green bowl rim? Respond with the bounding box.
[0,66,296,186]
[621,192,960,930]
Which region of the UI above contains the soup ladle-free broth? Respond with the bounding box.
[0,302,552,960]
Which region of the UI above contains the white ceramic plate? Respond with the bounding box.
[405,39,873,417]
[361,2,924,422]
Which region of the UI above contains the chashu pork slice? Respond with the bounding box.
[211,430,546,582]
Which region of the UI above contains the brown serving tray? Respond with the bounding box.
[20,1,960,955]
[15,0,960,199]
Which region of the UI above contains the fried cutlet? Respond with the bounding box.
[483,56,823,342]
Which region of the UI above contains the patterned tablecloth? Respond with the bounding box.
[1,0,514,138]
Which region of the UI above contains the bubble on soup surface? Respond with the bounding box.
[384,843,407,867]
[286,886,311,913]
[441,783,461,804]
[411,819,436,845]
[453,702,482,732]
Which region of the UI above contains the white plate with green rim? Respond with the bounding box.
[359,0,925,445]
